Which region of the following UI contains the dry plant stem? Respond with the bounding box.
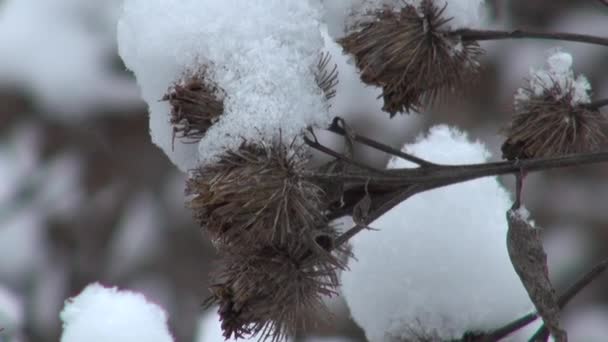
[585,98,608,110]
[529,258,608,341]
[599,0,608,7]
[328,117,437,167]
[481,257,608,341]
[453,29,608,47]
[305,137,608,248]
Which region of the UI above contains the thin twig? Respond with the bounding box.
[584,98,608,110]
[335,185,423,248]
[328,117,437,167]
[482,257,608,341]
[598,0,608,7]
[328,151,608,248]
[303,135,388,175]
[529,258,608,341]
[452,28,608,47]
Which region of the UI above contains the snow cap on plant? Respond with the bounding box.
[502,50,605,160]
[118,0,332,171]
[338,0,483,115]
[60,283,173,342]
[186,141,335,252]
[205,244,343,341]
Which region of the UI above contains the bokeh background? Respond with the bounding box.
[0,0,606,341]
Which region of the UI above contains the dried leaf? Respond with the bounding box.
[506,209,566,341]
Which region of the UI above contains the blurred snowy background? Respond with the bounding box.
[0,0,606,341]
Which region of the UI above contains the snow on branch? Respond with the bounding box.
[118,0,332,170]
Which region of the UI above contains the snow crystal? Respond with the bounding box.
[508,205,536,228]
[118,0,330,170]
[515,49,591,106]
[326,0,486,39]
[0,0,140,116]
[60,283,173,342]
[341,125,532,341]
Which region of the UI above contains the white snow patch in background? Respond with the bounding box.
[118,0,330,170]
[60,283,173,342]
[0,0,141,116]
[0,210,46,287]
[105,192,164,279]
[0,285,24,340]
[515,49,591,106]
[341,125,532,341]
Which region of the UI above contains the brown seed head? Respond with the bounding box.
[339,0,482,116]
[205,244,343,341]
[186,142,329,251]
[162,68,225,145]
[502,82,605,160]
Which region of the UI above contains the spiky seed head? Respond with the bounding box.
[502,82,605,160]
[339,0,482,116]
[205,244,343,341]
[186,142,329,251]
[315,52,339,101]
[162,68,225,145]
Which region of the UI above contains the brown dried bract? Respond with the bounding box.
[205,245,343,342]
[502,83,605,160]
[186,142,329,251]
[162,68,224,145]
[339,0,482,116]
[315,52,339,101]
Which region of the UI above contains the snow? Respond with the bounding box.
[118,0,331,170]
[508,205,536,228]
[324,0,486,39]
[105,192,164,279]
[341,125,532,341]
[0,285,24,340]
[515,49,591,106]
[60,283,173,342]
[0,0,140,116]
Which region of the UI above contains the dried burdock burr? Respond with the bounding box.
[502,82,605,160]
[185,141,329,251]
[162,67,225,145]
[339,0,482,116]
[205,243,344,341]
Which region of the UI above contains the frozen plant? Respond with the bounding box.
[115,0,608,341]
[502,50,604,160]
